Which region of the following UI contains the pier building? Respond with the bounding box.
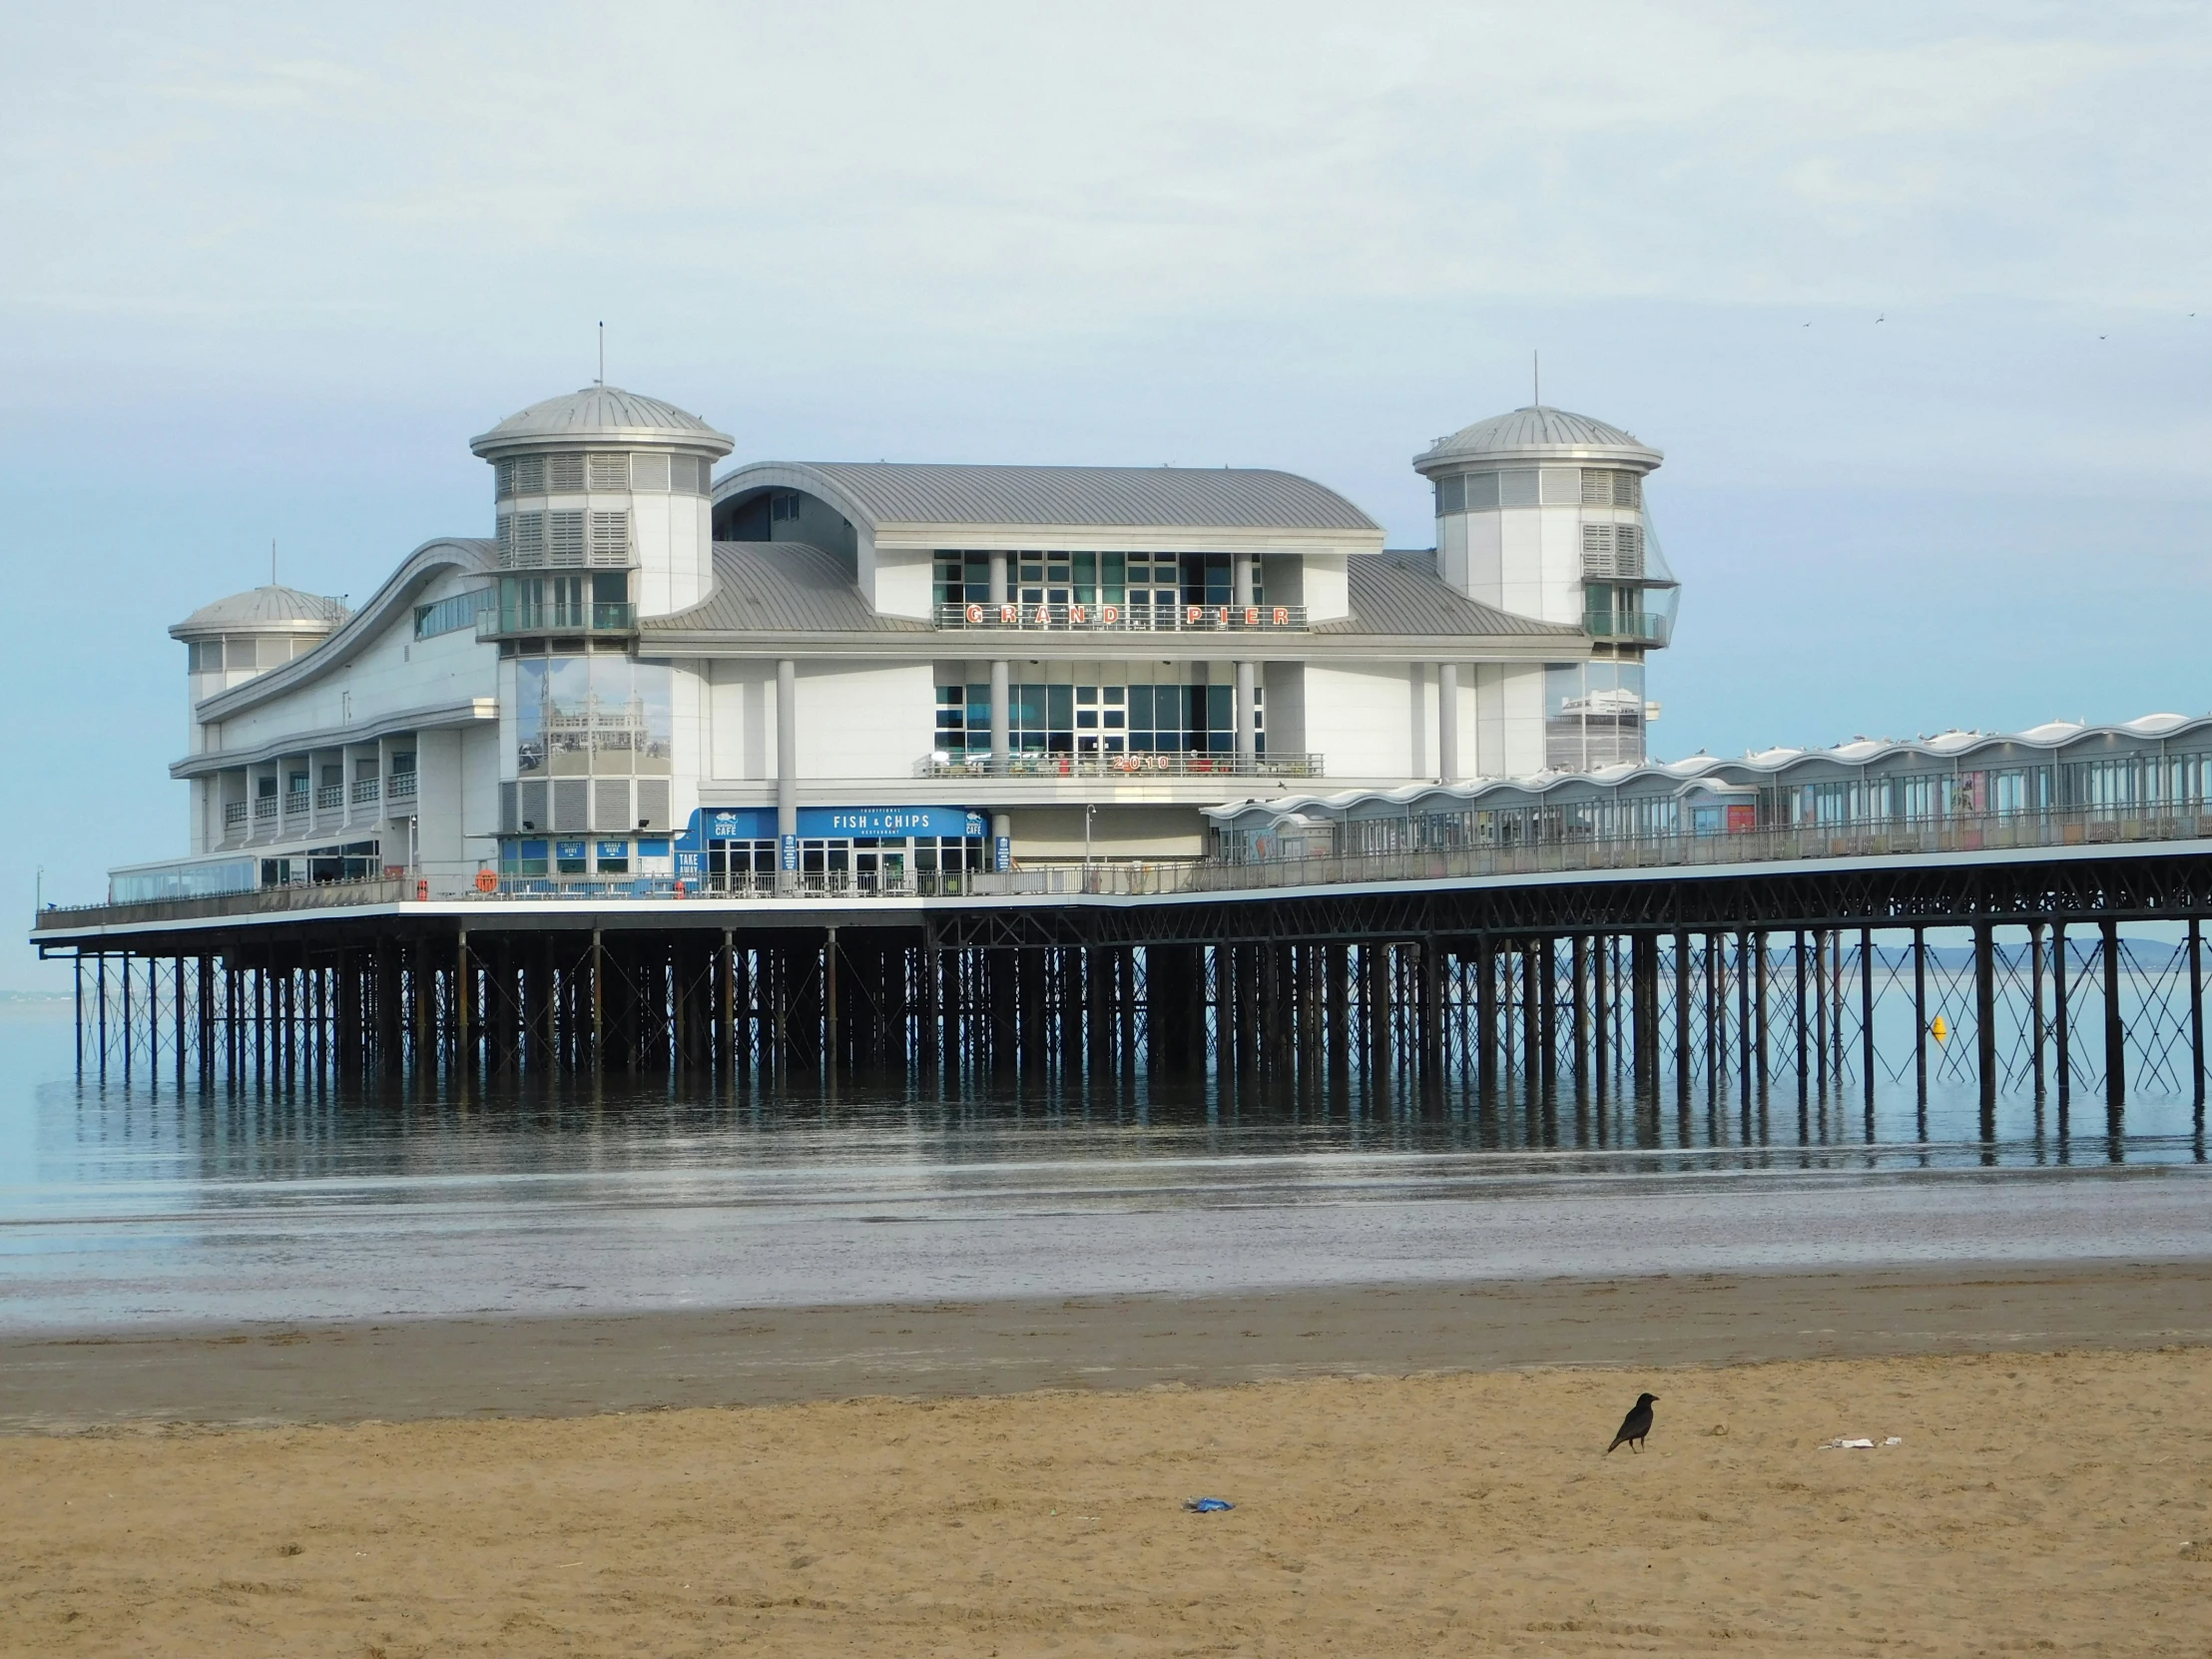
[133,384,1675,902]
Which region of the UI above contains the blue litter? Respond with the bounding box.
[1184,1497,1235,1512]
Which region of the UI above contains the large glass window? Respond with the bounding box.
[933,679,1254,756]
[514,653,671,779]
[1544,661,1646,772]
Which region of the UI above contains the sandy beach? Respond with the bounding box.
[5,1262,2211,1655]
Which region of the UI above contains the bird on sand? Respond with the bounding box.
[1607,1392,1658,1454]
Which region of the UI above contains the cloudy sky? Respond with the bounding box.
[3,1,2207,968]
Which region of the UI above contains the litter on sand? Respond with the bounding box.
[1183,1498,1235,1513]
[1820,1436,1903,1450]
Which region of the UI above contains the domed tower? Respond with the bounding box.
[1413,405,1678,771]
[172,584,350,747]
[469,385,735,622]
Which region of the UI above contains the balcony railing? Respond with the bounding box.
[283,791,310,817]
[1585,610,1672,646]
[350,777,380,805]
[253,798,277,821]
[388,772,417,802]
[920,751,1324,780]
[933,601,1308,633]
[478,601,637,640]
[224,802,248,829]
[315,784,343,810]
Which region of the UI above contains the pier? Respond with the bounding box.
[35,822,2212,1134]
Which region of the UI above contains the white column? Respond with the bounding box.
[988,554,1010,774]
[1437,662,1459,784]
[1235,661,1257,767]
[776,658,797,892]
[990,659,1010,772]
[1234,557,1257,768]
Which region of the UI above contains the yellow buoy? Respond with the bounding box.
[1930,1014,1949,1042]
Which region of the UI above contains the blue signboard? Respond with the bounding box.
[679,808,985,851]
[994,834,1011,872]
[595,840,628,860]
[780,832,799,871]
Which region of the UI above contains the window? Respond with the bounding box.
[413,587,495,640]
[771,490,803,523]
[1436,475,1465,514]
[587,452,628,490]
[1544,661,1646,771]
[938,679,1250,756]
[934,553,991,607]
[588,510,629,564]
[548,453,585,491]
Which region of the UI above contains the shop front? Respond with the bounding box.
[678,807,988,895]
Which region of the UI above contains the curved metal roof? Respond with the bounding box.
[469,385,734,458]
[645,544,931,636]
[171,584,350,638]
[716,461,1380,534]
[1320,553,1584,639]
[1413,405,1662,474]
[1208,714,2212,823]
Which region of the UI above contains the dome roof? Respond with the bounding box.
[1414,404,1662,474]
[170,585,350,639]
[469,384,734,458]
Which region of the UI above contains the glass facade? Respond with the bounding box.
[515,655,672,778]
[1544,660,1646,772]
[933,552,1258,611]
[934,680,1258,756]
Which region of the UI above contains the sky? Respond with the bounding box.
[3,1,2209,983]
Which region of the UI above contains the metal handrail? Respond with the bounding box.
[315,784,343,810]
[388,773,417,800]
[1583,611,1672,645]
[933,601,1308,633]
[350,778,380,805]
[479,600,637,638]
[921,752,1324,780]
[224,802,248,827]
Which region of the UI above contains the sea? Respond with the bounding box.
[3,974,2209,1336]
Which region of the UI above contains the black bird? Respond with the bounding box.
[1607,1392,1658,1454]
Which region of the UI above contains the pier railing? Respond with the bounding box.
[35,804,2212,931]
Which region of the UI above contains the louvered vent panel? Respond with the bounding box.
[1614,473,1642,508]
[587,452,628,489]
[548,453,586,491]
[495,515,515,567]
[1581,469,1614,505]
[512,455,544,493]
[513,512,545,564]
[549,511,586,566]
[519,781,549,831]
[1463,471,1499,509]
[552,780,589,831]
[629,451,670,491]
[495,458,515,498]
[636,779,671,831]
[593,779,631,831]
[1540,468,1582,505]
[589,511,629,565]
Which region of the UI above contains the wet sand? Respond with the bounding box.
[4,1258,2208,1430]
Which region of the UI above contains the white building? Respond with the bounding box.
[122,385,1678,900]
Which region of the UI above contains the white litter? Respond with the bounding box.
[1884,1436,1903,1446]
[1821,1437,1878,1450]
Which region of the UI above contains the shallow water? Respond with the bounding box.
[3,1000,2208,1334]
